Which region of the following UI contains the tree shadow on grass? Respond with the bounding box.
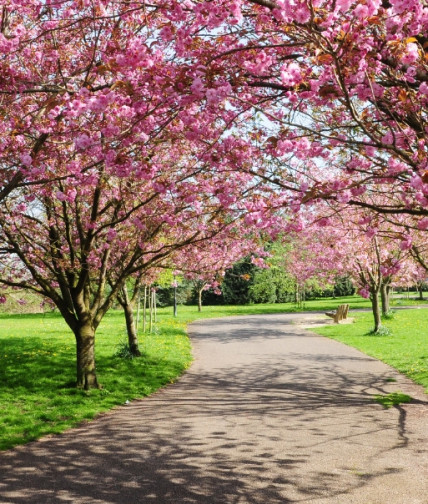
[0,335,190,450]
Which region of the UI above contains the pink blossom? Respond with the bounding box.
[354,3,368,19]
[74,134,92,150]
[350,186,367,197]
[358,287,370,299]
[365,227,377,238]
[336,190,351,203]
[20,154,32,167]
[55,191,67,202]
[336,0,354,12]
[400,237,412,250]
[417,218,428,230]
[317,217,330,227]
[190,77,205,98]
[419,82,428,95]
[364,145,376,157]
[280,62,302,87]
[229,0,243,23]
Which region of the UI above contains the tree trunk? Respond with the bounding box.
[380,283,390,315]
[198,287,203,312]
[370,289,382,333]
[75,321,100,390]
[123,302,141,357]
[118,284,141,357]
[418,283,424,300]
[143,285,147,333]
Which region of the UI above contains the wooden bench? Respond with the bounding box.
[325,304,349,323]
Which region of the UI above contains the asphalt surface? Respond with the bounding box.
[1,313,428,503]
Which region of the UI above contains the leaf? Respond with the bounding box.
[336,30,346,41]
[319,84,338,97]
[266,136,278,148]
[97,65,108,75]
[398,89,407,102]
[421,171,428,183]
[317,53,333,64]
[44,97,58,113]
[368,16,381,25]
[111,80,125,90]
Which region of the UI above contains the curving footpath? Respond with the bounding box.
[1,313,428,503]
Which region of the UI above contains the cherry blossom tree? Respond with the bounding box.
[280,230,343,305]
[0,1,284,388]
[311,202,421,331]
[166,0,428,226]
[6,0,428,386]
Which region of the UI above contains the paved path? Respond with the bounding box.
[1,313,428,503]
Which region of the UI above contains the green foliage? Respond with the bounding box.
[374,392,412,408]
[333,276,356,297]
[155,269,174,287]
[201,257,355,306]
[156,283,191,307]
[113,340,137,360]
[248,268,277,303]
[304,276,356,299]
[368,325,391,336]
[248,267,295,303]
[221,258,256,305]
[314,309,428,394]
[381,310,396,320]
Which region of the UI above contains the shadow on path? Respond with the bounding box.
[1,314,427,503]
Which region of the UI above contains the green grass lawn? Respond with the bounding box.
[1,295,427,451]
[0,311,192,450]
[313,309,428,395]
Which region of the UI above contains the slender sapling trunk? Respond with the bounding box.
[118,284,141,357]
[380,283,391,316]
[370,289,382,333]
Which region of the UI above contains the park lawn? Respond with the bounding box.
[0,311,192,451]
[313,309,428,394]
[176,294,424,317]
[1,296,427,451]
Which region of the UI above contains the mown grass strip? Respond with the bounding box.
[313,309,428,394]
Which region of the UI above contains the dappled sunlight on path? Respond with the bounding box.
[0,313,427,503]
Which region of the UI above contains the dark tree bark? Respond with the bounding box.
[75,320,99,389]
[117,282,142,357]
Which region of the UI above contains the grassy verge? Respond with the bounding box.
[313,309,428,394]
